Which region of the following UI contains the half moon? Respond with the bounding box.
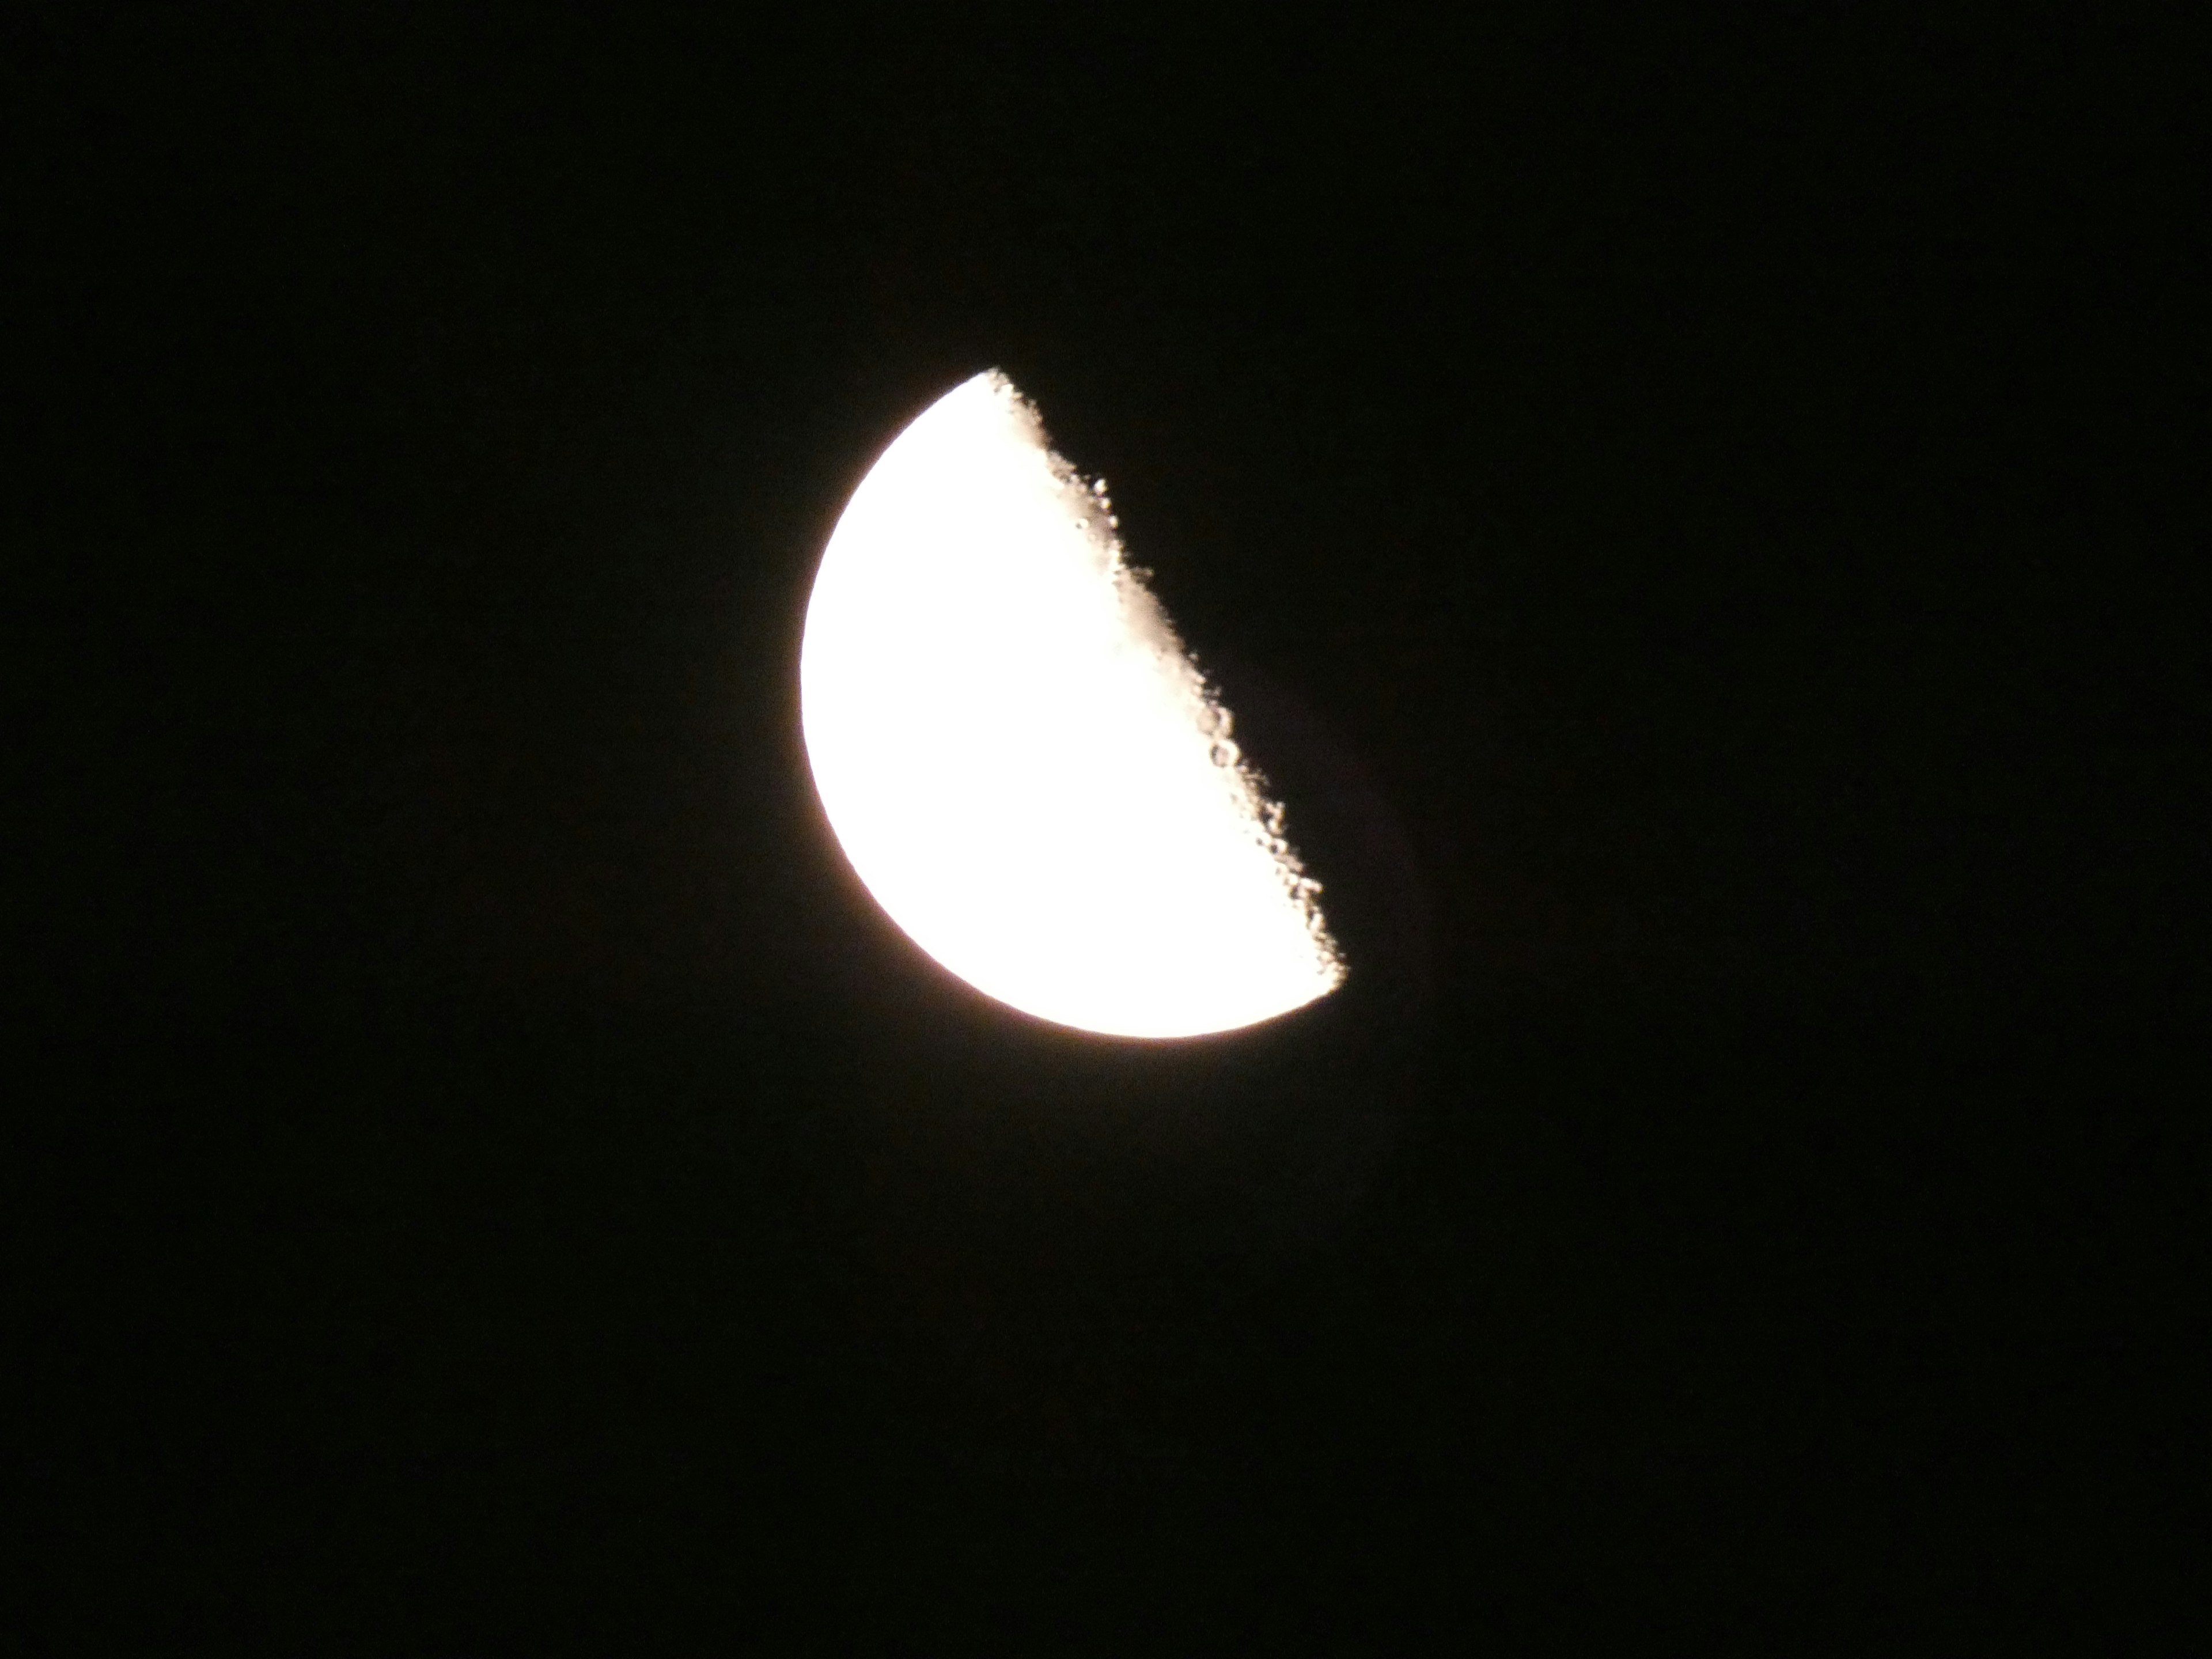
[799,372,1342,1039]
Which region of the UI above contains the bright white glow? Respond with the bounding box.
[800,372,1343,1039]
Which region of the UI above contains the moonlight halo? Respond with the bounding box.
[800,372,1342,1039]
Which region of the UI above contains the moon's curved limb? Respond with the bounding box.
[800,372,1342,1039]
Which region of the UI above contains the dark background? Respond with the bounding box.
[9,7,2203,1647]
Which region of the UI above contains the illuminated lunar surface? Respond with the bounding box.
[798,372,1343,1039]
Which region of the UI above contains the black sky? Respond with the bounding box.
[10,9,2203,1648]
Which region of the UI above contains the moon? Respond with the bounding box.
[800,372,1343,1039]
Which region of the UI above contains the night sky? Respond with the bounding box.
[13,10,2202,1647]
